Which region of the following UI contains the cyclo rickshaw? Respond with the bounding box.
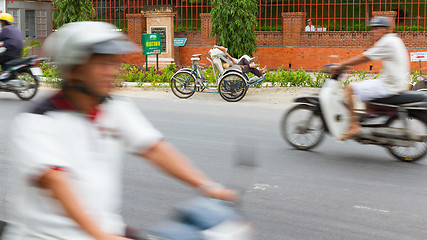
[170,48,266,102]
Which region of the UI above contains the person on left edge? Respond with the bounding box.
[0,13,23,71]
[3,21,238,240]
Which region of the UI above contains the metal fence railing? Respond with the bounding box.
[53,1,427,32]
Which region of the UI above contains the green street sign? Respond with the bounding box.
[142,33,161,55]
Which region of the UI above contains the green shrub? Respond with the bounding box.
[22,38,42,57]
[410,69,427,86]
[118,64,178,86]
[40,61,62,88]
[313,71,330,87]
[265,67,316,87]
[203,66,217,84]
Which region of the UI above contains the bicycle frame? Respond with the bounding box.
[180,58,218,93]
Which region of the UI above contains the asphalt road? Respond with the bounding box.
[1,89,427,240]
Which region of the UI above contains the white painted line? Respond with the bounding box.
[353,205,390,213]
[249,183,278,191]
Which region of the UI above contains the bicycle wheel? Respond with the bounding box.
[387,116,427,162]
[14,71,39,101]
[280,104,325,150]
[171,71,196,99]
[218,73,247,102]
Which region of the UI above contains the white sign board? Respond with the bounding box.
[410,52,427,62]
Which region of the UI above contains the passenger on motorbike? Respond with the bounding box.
[0,13,23,71]
[331,16,410,140]
[3,21,237,240]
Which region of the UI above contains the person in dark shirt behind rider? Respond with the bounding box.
[0,13,24,70]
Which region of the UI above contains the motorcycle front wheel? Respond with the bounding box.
[280,104,325,150]
[387,116,427,162]
[15,71,39,101]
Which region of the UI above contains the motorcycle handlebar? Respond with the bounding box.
[324,63,348,80]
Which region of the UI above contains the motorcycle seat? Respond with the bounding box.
[5,56,37,66]
[370,91,426,105]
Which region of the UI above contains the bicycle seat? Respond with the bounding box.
[370,91,427,105]
[191,57,200,61]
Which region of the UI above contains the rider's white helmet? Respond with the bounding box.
[44,21,137,67]
[369,16,391,27]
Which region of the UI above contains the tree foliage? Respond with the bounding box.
[56,0,94,28]
[211,0,258,58]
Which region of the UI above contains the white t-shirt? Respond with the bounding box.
[305,25,316,31]
[363,33,410,94]
[4,93,163,240]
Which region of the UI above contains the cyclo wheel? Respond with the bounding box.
[387,115,427,162]
[218,73,247,102]
[15,70,39,101]
[170,71,196,99]
[280,104,325,150]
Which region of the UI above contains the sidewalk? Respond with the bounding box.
[111,86,320,109]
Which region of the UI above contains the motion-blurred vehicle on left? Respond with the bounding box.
[0,55,43,100]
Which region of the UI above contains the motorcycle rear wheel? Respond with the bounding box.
[387,116,427,162]
[281,104,325,150]
[15,71,39,101]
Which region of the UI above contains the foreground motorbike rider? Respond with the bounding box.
[3,21,237,240]
[0,13,23,71]
[331,16,410,140]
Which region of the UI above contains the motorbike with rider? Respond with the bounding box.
[280,16,427,161]
[0,12,42,100]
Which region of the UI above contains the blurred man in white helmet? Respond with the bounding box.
[0,13,23,71]
[331,16,410,140]
[3,21,237,240]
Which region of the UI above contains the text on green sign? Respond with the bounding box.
[146,42,160,47]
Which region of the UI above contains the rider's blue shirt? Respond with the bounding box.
[0,25,24,56]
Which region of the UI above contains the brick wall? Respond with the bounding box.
[126,14,146,45]
[175,31,202,45]
[172,46,427,73]
[399,32,427,49]
[174,30,427,49]
[123,45,427,74]
[124,11,427,72]
[301,32,374,47]
[255,31,283,46]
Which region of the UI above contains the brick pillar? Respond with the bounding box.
[372,11,397,31]
[142,6,176,69]
[282,12,305,46]
[200,13,216,45]
[126,14,146,45]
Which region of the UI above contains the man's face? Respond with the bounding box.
[372,26,388,41]
[72,54,121,96]
[307,20,311,25]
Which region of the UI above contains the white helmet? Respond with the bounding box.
[44,21,138,67]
